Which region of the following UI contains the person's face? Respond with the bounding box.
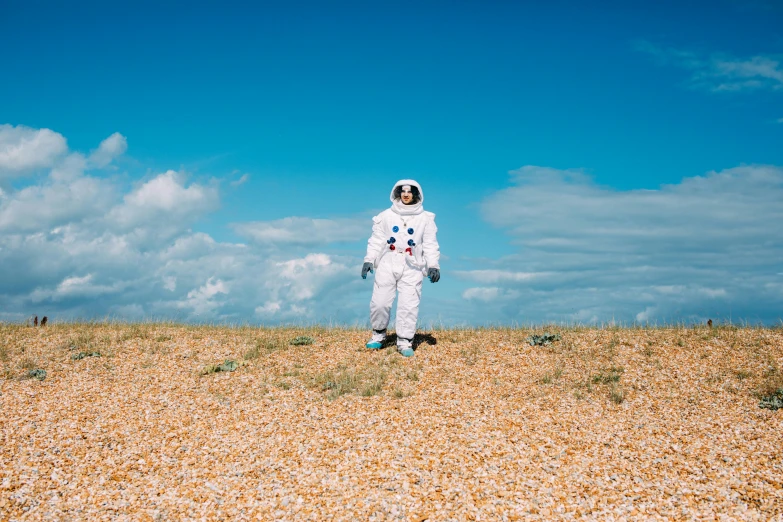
[400,186,414,204]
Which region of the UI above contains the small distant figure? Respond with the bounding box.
[707,319,713,328]
[41,316,48,326]
[33,315,38,327]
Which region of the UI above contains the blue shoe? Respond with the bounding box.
[366,329,386,349]
[397,337,414,357]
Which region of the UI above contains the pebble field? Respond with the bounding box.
[1,323,782,520]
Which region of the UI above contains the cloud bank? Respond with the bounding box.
[2,124,781,325]
[456,165,783,324]
[0,125,367,324]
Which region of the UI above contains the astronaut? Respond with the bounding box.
[361,180,440,357]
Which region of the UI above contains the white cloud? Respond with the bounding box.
[233,217,368,246]
[109,170,219,231]
[89,132,127,168]
[0,174,114,232]
[469,164,783,324]
[462,287,520,302]
[29,273,126,303]
[125,170,213,211]
[463,287,499,301]
[255,301,281,317]
[483,165,783,249]
[0,124,68,176]
[58,274,94,293]
[276,253,349,301]
[636,41,783,92]
[278,252,331,275]
[699,288,727,298]
[177,277,228,315]
[571,309,600,324]
[161,233,217,260]
[231,173,249,187]
[653,285,685,295]
[635,307,656,322]
[49,153,87,182]
[162,276,177,291]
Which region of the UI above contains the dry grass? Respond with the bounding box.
[0,322,782,519]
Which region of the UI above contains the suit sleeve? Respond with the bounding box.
[364,214,386,265]
[422,214,440,269]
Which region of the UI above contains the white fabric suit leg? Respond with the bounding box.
[369,254,423,339]
[395,263,423,340]
[370,255,400,332]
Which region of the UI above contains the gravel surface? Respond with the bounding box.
[1,324,782,520]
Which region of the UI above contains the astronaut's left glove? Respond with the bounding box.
[427,268,440,283]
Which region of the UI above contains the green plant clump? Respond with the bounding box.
[759,389,783,411]
[527,333,561,346]
[315,368,359,400]
[592,366,624,384]
[290,336,314,346]
[27,369,47,381]
[71,351,101,360]
[201,359,243,375]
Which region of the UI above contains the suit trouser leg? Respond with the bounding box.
[370,256,398,331]
[395,264,423,340]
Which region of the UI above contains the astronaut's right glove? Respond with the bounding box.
[427,268,440,283]
[361,262,374,279]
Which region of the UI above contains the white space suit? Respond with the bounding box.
[364,179,440,341]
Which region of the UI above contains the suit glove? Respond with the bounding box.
[427,268,440,283]
[361,262,374,279]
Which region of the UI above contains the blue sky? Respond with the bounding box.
[1,0,782,325]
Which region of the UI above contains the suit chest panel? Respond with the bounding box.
[385,215,425,250]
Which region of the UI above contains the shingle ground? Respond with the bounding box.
[1,324,781,520]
